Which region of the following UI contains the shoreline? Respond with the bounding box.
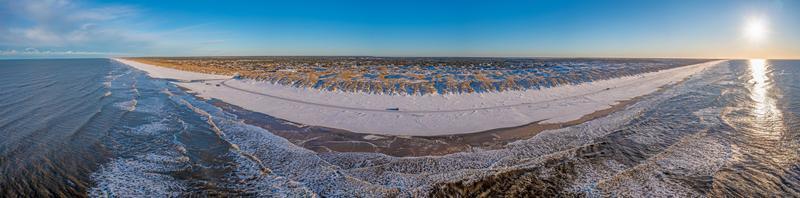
[112,58,724,136]
[209,94,639,156]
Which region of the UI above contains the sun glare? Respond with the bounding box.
[744,17,768,42]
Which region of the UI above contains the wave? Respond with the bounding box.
[172,93,272,175]
[214,152,316,197]
[130,97,165,115]
[113,99,137,112]
[595,129,731,196]
[89,152,190,197]
[123,119,171,136]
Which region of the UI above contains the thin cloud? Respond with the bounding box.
[199,39,226,45]
[0,0,231,57]
[0,48,126,56]
[0,0,150,54]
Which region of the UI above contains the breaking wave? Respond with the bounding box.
[89,152,190,197]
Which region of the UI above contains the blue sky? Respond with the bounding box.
[1,0,798,58]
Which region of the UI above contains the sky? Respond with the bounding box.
[0,0,798,59]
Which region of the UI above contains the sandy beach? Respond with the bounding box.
[113,58,724,136]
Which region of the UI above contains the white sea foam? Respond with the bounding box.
[113,100,137,112]
[220,153,318,197]
[89,152,189,197]
[122,119,171,136]
[595,132,731,197]
[131,97,165,114]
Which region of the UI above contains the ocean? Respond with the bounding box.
[0,58,798,196]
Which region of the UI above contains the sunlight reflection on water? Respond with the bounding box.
[750,59,771,117]
[748,59,783,137]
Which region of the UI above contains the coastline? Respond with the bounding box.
[113,58,232,81]
[111,58,724,136]
[209,95,639,156]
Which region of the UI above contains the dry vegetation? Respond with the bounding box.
[129,56,712,95]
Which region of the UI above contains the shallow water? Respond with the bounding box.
[0,59,798,197]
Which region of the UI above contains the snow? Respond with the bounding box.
[112,58,231,81]
[114,58,724,136]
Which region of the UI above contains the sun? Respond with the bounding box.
[744,16,768,42]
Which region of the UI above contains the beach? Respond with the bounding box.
[113,58,723,136]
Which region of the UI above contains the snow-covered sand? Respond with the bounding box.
[113,58,231,81]
[113,58,724,136]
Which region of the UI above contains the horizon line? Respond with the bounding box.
[0,55,795,61]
